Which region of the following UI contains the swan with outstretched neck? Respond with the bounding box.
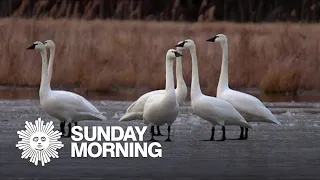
[175,39,251,141]
[143,49,183,142]
[119,45,187,136]
[26,41,106,137]
[206,34,281,140]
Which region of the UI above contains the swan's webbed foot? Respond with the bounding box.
[201,126,215,141]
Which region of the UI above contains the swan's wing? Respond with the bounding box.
[193,95,249,127]
[126,90,165,113]
[142,93,165,124]
[221,89,280,124]
[49,90,101,114]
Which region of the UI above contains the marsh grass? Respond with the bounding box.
[0,18,319,96]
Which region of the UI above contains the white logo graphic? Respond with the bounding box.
[16,118,64,166]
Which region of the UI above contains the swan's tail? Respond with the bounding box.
[263,109,281,125]
[78,112,107,121]
[94,113,107,121]
[239,120,252,129]
[119,112,143,122]
[266,115,281,125]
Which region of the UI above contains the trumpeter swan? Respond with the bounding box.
[26,41,106,137]
[175,39,251,141]
[206,34,281,140]
[119,45,187,136]
[143,49,183,142]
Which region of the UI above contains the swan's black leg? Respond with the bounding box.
[148,126,157,142]
[165,125,171,142]
[66,123,72,137]
[156,126,164,136]
[244,127,249,139]
[201,127,215,141]
[60,121,65,135]
[217,126,226,141]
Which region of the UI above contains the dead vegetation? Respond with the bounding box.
[0,18,319,96]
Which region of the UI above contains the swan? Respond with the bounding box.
[26,41,107,137]
[119,45,187,136]
[143,49,183,142]
[206,34,281,140]
[175,39,251,141]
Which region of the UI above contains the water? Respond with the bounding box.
[0,99,319,179]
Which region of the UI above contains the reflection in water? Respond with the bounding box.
[0,86,320,102]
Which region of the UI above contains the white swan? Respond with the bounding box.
[143,49,183,142]
[119,45,187,136]
[175,39,251,141]
[26,41,106,137]
[206,34,281,140]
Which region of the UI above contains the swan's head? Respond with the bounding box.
[166,49,183,60]
[26,41,46,50]
[43,40,55,48]
[206,34,227,43]
[175,39,195,49]
[175,40,184,53]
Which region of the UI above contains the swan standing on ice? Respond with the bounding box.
[119,45,187,136]
[143,49,183,142]
[206,34,281,140]
[175,39,251,141]
[26,41,106,137]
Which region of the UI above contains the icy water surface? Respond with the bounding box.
[0,100,319,179]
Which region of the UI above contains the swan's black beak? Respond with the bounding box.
[174,51,183,57]
[175,41,185,48]
[26,44,36,50]
[206,36,218,42]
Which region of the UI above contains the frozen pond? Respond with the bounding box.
[0,100,320,179]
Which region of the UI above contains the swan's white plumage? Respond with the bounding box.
[119,47,187,122]
[176,39,251,129]
[142,49,180,127]
[191,94,250,128]
[143,93,179,126]
[28,40,106,125]
[41,90,106,123]
[209,34,281,126]
[218,89,280,125]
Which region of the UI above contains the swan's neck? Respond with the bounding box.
[190,46,202,98]
[165,59,175,98]
[218,42,229,93]
[47,46,55,85]
[175,56,186,90]
[39,48,51,98]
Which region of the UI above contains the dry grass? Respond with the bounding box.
[0,18,319,96]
